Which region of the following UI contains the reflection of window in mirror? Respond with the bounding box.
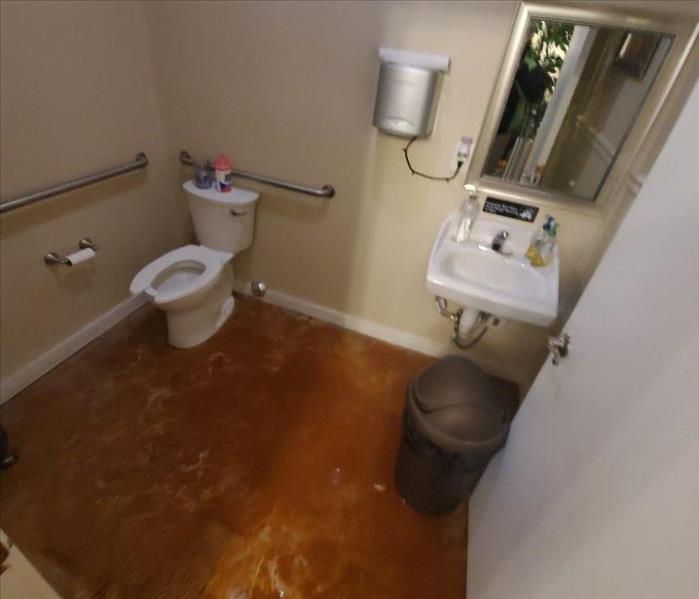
[483,20,672,200]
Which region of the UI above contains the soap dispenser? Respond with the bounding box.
[453,185,480,243]
[526,215,558,267]
[538,221,558,266]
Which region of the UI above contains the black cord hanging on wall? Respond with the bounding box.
[402,136,464,183]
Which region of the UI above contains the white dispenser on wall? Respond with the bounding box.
[372,47,451,138]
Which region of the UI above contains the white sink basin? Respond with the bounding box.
[426,214,559,326]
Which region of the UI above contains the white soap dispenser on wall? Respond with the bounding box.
[453,184,480,243]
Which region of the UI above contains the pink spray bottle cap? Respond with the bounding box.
[213,154,232,170]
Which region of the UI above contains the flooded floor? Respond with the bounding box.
[1,296,470,598]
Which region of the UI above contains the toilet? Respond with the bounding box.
[130,180,259,348]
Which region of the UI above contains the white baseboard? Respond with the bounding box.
[234,281,445,356]
[233,281,526,387]
[1,295,147,404]
[1,284,524,405]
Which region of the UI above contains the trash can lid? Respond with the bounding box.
[413,355,498,412]
[407,356,508,455]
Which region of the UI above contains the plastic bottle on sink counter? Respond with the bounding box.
[525,215,558,267]
[213,154,233,192]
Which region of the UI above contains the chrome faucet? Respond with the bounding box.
[491,230,511,254]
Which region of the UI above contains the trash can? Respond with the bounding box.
[394,355,510,515]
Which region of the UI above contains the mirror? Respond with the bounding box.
[482,19,672,200]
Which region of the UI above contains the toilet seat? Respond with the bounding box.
[130,245,232,306]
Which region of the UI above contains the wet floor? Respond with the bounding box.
[0,296,471,598]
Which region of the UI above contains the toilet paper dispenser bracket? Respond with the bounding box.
[45,238,97,266]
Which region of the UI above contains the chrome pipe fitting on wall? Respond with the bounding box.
[250,280,267,297]
[434,296,495,350]
[435,296,461,322]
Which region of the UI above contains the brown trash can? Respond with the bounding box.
[394,355,510,515]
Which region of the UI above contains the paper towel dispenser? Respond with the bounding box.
[372,48,450,138]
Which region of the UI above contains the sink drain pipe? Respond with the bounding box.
[434,297,493,350]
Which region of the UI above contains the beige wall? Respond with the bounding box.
[0,1,190,380]
[143,0,610,386]
[2,1,695,392]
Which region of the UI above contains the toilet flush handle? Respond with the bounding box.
[229,209,247,217]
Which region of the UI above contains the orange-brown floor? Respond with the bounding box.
[0,296,472,598]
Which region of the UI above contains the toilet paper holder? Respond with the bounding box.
[45,238,98,266]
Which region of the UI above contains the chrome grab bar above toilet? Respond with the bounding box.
[179,150,336,199]
[0,153,148,215]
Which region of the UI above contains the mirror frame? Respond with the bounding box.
[465,2,698,215]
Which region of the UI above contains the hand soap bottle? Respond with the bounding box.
[453,186,479,243]
[526,215,558,267]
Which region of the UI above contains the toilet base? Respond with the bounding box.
[164,264,235,348]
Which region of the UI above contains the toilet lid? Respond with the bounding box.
[130,245,230,305]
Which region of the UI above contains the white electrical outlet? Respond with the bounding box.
[451,136,473,171]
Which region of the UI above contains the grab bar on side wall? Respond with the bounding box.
[179,150,335,199]
[0,152,149,215]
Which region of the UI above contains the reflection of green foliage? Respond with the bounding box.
[510,19,574,140]
[524,20,574,95]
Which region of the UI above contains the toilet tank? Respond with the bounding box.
[183,180,259,254]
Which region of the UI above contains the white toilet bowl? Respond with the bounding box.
[130,181,259,348]
[130,245,235,348]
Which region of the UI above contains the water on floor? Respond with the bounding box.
[1,296,470,598]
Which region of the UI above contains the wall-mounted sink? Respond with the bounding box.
[426,214,558,326]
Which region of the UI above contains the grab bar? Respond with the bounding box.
[0,152,149,215]
[179,150,335,199]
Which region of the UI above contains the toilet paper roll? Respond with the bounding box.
[66,248,95,266]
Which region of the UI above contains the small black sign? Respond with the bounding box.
[483,197,539,223]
